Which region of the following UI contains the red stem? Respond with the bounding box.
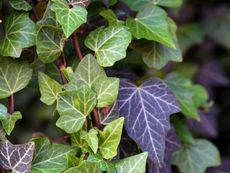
[8,95,14,114]
[73,33,83,60]
[55,57,67,84]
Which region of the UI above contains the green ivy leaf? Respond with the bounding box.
[122,0,182,11]
[99,117,124,159]
[9,0,32,11]
[171,139,221,173]
[115,152,148,173]
[0,104,7,120]
[81,129,99,154]
[63,161,101,173]
[36,27,65,63]
[51,0,88,38]
[0,12,36,57]
[38,72,63,105]
[56,86,96,133]
[85,26,132,67]
[192,85,209,108]
[32,137,78,173]
[0,58,32,99]
[100,9,124,26]
[66,54,119,107]
[126,5,174,48]
[0,112,22,135]
[165,73,200,120]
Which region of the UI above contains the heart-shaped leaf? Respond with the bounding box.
[171,139,221,173]
[0,57,32,99]
[0,140,34,173]
[32,137,77,173]
[56,86,96,133]
[0,12,36,57]
[51,0,87,38]
[117,78,180,166]
[38,72,63,105]
[126,5,174,48]
[85,26,132,67]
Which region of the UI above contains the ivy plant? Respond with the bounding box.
[0,0,221,173]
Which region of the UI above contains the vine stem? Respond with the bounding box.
[73,32,103,130]
[55,54,68,84]
[8,94,14,114]
[29,0,40,21]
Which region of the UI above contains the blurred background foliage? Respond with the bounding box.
[1,0,230,172]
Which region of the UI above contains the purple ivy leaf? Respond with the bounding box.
[117,78,180,166]
[148,128,182,173]
[187,106,219,138]
[196,60,230,96]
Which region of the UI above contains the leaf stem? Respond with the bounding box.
[8,94,14,114]
[91,109,103,130]
[73,33,83,60]
[29,0,40,21]
[55,56,68,84]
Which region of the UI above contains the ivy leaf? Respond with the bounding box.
[1,112,22,135]
[171,139,221,173]
[9,0,32,11]
[98,117,124,159]
[32,137,77,173]
[68,0,91,7]
[122,0,182,11]
[0,140,34,173]
[81,129,99,154]
[0,12,36,57]
[51,0,87,38]
[36,27,65,63]
[0,58,32,99]
[63,161,101,173]
[66,54,119,108]
[85,26,132,67]
[100,9,124,26]
[38,72,63,105]
[117,78,180,166]
[115,152,148,173]
[88,153,117,173]
[126,5,174,48]
[56,86,96,133]
[165,72,201,120]
[0,104,7,120]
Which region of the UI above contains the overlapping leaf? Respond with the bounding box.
[100,9,124,26]
[65,54,120,107]
[81,129,99,154]
[0,58,32,99]
[98,117,124,159]
[32,137,77,173]
[117,78,180,166]
[171,139,221,173]
[63,161,100,173]
[9,0,32,11]
[85,26,132,67]
[56,86,96,133]
[126,5,174,48]
[51,0,87,38]
[0,140,34,173]
[0,12,36,57]
[38,72,63,105]
[115,152,148,173]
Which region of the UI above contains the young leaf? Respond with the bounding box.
[0,58,32,99]
[0,12,36,57]
[85,26,132,67]
[66,54,119,108]
[0,140,34,173]
[81,129,99,154]
[32,137,77,173]
[171,139,221,173]
[9,0,32,11]
[38,72,63,105]
[117,78,180,166]
[56,86,96,133]
[51,0,87,38]
[126,5,175,48]
[63,161,101,173]
[98,117,124,159]
[115,152,148,173]
[36,27,65,63]
[1,112,22,135]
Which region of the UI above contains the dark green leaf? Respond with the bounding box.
[9,0,32,11]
